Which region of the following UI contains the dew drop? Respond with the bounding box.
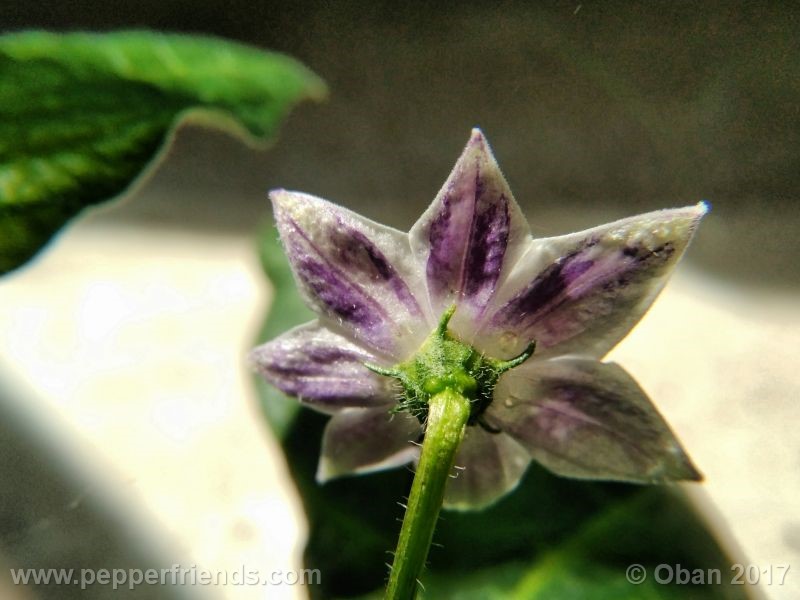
[498,330,518,354]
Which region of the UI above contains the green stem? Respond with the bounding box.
[385,388,471,600]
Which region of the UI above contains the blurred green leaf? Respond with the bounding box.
[255,229,751,600]
[0,30,326,274]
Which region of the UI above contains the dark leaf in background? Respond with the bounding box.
[0,30,326,275]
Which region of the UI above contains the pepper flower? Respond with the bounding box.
[251,129,704,510]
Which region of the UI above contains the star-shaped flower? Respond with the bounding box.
[251,129,704,510]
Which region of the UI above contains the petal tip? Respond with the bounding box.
[687,468,704,483]
[268,188,288,203]
[675,201,709,222]
[680,201,710,238]
[465,127,493,160]
[673,453,704,483]
[660,442,704,483]
[269,190,323,227]
[646,203,708,247]
[246,346,265,373]
[269,189,294,216]
[315,458,334,484]
[469,127,486,144]
[269,188,315,208]
[248,343,282,382]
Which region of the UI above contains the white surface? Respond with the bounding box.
[0,222,307,599]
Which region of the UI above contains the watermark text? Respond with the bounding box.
[9,564,320,590]
[625,563,790,586]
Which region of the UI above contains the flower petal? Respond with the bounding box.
[250,321,398,413]
[316,407,422,482]
[409,129,530,319]
[272,189,429,359]
[442,428,530,511]
[489,357,701,483]
[481,203,708,359]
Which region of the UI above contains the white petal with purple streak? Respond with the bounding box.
[249,321,398,413]
[478,203,708,359]
[251,129,708,511]
[488,357,701,483]
[317,407,422,482]
[272,190,431,359]
[409,129,531,327]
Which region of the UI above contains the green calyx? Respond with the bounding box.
[366,306,535,426]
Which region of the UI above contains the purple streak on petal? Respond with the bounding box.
[534,385,658,451]
[283,215,397,352]
[490,358,701,482]
[339,224,423,318]
[422,131,514,312]
[425,165,511,308]
[273,189,429,357]
[426,181,473,300]
[483,203,707,358]
[561,257,595,281]
[490,239,675,354]
[250,323,396,412]
[317,408,422,482]
[462,193,510,305]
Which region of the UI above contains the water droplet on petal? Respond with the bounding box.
[498,330,518,354]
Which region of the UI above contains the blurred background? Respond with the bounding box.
[0,1,798,598]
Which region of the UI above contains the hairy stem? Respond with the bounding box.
[385,388,471,600]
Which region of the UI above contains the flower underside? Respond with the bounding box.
[251,128,706,510]
[366,305,535,429]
